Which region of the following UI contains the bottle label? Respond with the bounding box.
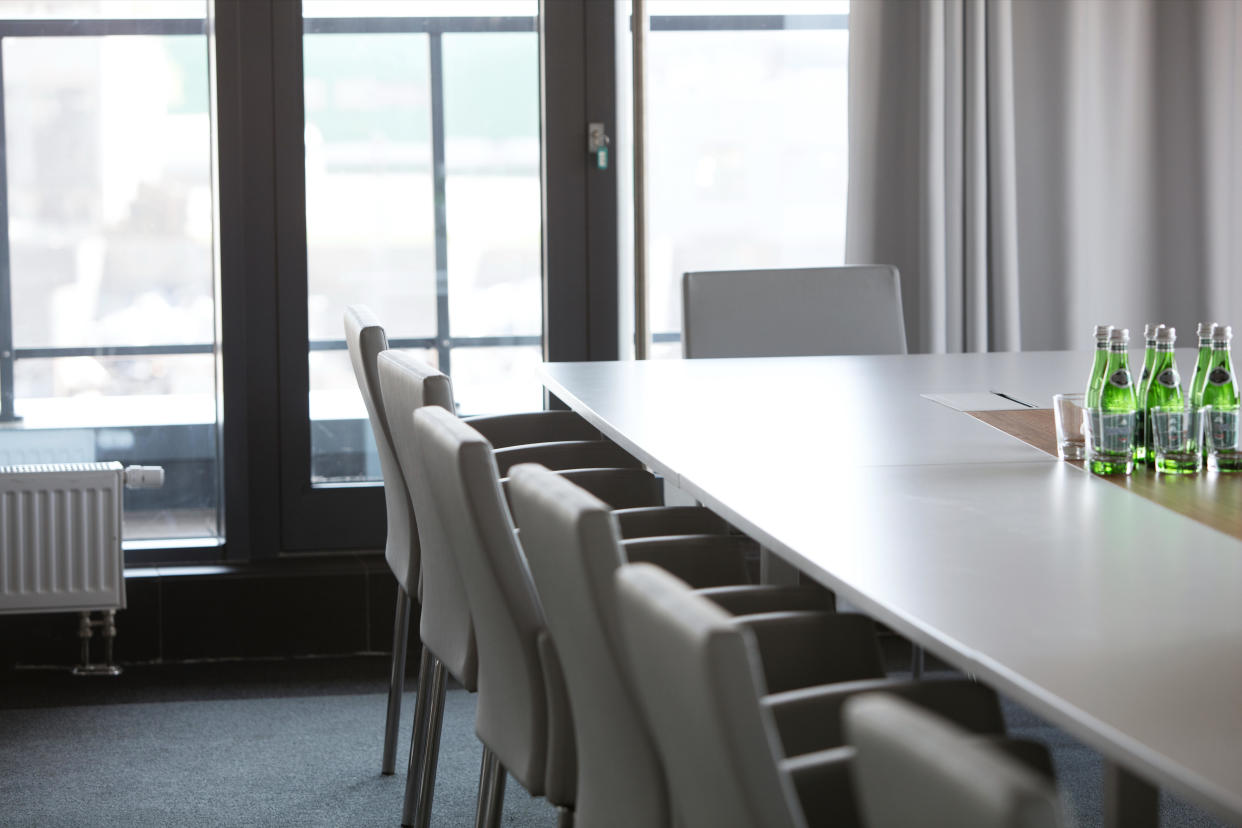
[1090,411,1135,454]
[1108,370,1131,389]
[1210,368,1232,386]
[1209,409,1239,450]
[1157,368,1180,389]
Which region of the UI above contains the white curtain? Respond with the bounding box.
[847,0,1242,354]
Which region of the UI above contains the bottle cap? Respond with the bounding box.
[1199,322,1217,338]
[1156,326,1176,344]
[1109,328,1130,344]
[1144,323,1160,340]
[1213,324,1233,343]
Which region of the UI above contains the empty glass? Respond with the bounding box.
[1149,405,1202,475]
[1205,405,1242,473]
[1084,409,1136,476]
[1052,393,1086,460]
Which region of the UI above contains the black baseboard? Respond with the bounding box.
[0,554,419,670]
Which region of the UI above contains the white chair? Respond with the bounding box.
[410,406,577,828]
[613,563,1012,828]
[343,306,420,776]
[507,463,841,828]
[681,265,907,359]
[375,348,737,827]
[845,693,1063,828]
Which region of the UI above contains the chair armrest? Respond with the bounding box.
[465,410,600,448]
[763,678,1004,756]
[622,534,756,588]
[555,467,664,509]
[503,467,663,512]
[778,747,859,828]
[698,583,835,615]
[613,505,730,538]
[537,629,577,807]
[493,440,641,476]
[734,612,885,693]
[988,737,1056,783]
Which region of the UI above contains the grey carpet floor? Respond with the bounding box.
[0,684,555,827]
[0,656,1233,827]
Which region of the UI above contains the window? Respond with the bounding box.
[301,1,542,484]
[619,0,850,357]
[0,1,219,543]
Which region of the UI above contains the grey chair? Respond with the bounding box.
[411,405,577,827]
[845,693,1063,828]
[681,265,907,359]
[348,303,616,794]
[614,563,1010,828]
[377,349,720,827]
[507,464,842,828]
[344,305,421,776]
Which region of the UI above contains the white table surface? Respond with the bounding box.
[541,350,1242,824]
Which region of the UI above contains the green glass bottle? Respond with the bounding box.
[1090,327,1137,475]
[1134,322,1162,465]
[1190,321,1219,407]
[1144,327,1185,472]
[1202,324,1240,411]
[1084,324,1113,408]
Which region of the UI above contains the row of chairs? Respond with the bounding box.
[346,302,1065,827]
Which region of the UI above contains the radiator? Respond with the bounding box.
[0,461,161,616]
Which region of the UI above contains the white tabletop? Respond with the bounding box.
[541,351,1242,823]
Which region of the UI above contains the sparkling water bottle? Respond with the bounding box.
[1202,325,1239,411]
[1134,323,1162,465]
[1143,326,1184,470]
[1084,324,1113,408]
[1090,328,1137,475]
[1189,321,1217,407]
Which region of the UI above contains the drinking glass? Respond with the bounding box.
[1084,409,1136,476]
[1205,405,1242,473]
[1052,393,1086,460]
[1149,405,1202,474]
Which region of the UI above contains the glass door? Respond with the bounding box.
[0,1,221,552]
[619,0,851,358]
[281,1,544,549]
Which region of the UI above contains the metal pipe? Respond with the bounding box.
[402,648,435,826]
[631,0,650,360]
[405,655,447,828]
[428,31,452,375]
[382,587,412,775]
[0,38,17,423]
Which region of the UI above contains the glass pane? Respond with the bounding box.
[635,1,850,354]
[308,347,437,483]
[450,345,541,417]
[304,5,542,483]
[0,7,220,543]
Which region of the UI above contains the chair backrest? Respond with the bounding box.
[343,305,418,589]
[412,406,573,802]
[845,694,1064,828]
[375,350,477,691]
[614,562,807,828]
[681,265,907,358]
[508,463,672,828]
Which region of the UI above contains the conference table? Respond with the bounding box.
[540,350,1242,827]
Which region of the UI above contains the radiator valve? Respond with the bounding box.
[123,465,165,489]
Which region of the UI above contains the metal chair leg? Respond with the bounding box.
[403,652,447,828]
[556,806,575,828]
[382,587,413,775]
[911,643,925,679]
[473,747,507,828]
